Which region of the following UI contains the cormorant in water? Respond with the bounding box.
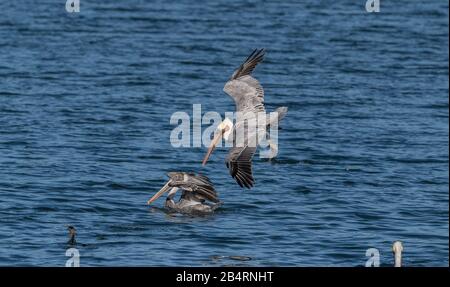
[67,226,76,245]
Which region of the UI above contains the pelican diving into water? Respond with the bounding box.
[147,172,221,215]
[202,49,288,188]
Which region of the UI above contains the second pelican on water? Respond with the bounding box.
[147,172,221,215]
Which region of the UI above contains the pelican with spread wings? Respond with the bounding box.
[202,49,288,189]
[147,172,221,215]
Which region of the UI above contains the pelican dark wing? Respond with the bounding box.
[225,146,256,189]
[223,49,266,115]
[230,48,265,80]
[168,172,219,203]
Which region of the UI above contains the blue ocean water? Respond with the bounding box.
[0,0,448,266]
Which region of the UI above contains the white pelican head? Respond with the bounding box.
[202,117,233,166]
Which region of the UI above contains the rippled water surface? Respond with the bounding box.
[0,1,448,266]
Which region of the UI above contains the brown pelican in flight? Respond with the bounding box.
[147,172,221,215]
[202,49,288,189]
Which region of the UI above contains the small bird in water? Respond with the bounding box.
[67,226,76,245]
[147,172,221,215]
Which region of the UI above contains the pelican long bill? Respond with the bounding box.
[147,180,172,205]
[202,129,225,166]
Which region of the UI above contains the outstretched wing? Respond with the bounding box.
[225,145,256,189]
[223,49,266,115]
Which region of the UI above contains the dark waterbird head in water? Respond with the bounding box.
[147,172,220,215]
[67,226,76,245]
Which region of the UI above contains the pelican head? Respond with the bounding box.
[392,241,403,267]
[147,173,181,205]
[202,117,233,166]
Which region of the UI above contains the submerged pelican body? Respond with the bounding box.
[147,172,220,215]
